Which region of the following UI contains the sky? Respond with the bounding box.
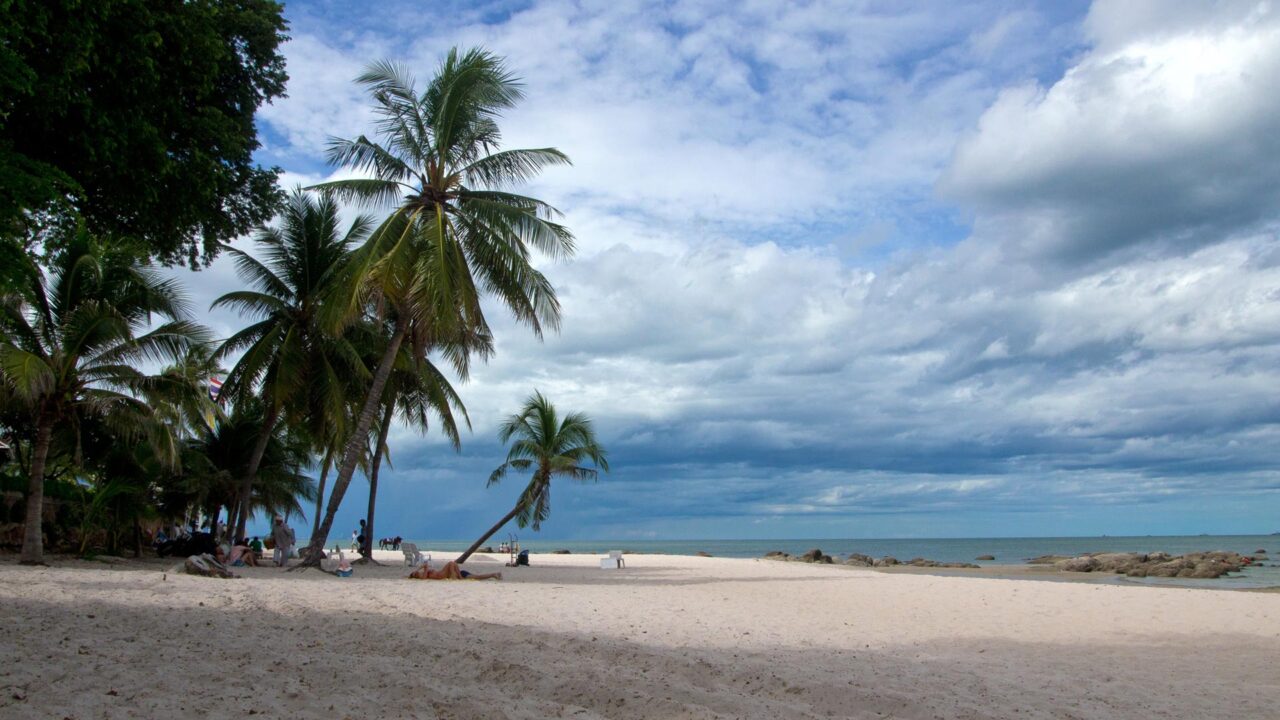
[179,0,1280,541]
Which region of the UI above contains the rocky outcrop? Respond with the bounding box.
[762,549,834,563]
[975,555,995,561]
[695,551,713,557]
[873,556,900,567]
[844,553,875,567]
[1042,551,1254,579]
[552,549,571,554]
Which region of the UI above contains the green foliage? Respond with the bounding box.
[489,391,609,531]
[0,0,289,266]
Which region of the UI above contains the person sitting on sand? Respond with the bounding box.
[217,543,259,567]
[408,560,501,581]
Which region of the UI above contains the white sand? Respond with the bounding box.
[1,550,1278,719]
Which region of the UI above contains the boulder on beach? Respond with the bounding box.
[800,548,834,564]
[874,556,900,567]
[763,551,790,560]
[844,553,874,567]
[975,555,995,561]
[695,551,713,557]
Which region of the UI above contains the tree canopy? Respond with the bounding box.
[0,0,289,266]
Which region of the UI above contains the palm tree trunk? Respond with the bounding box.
[297,322,408,568]
[310,451,332,542]
[236,404,280,541]
[19,418,53,565]
[360,402,395,562]
[456,503,523,565]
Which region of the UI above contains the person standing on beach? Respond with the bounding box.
[272,516,294,567]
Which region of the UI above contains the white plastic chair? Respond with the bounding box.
[609,550,625,568]
[600,550,625,569]
[402,543,424,566]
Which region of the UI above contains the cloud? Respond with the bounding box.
[940,0,1280,267]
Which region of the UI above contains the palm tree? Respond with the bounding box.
[212,189,369,540]
[298,47,575,566]
[179,400,318,536]
[0,230,207,563]
[457,391,609,564]
[358,318,483,560]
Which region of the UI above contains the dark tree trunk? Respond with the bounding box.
[236,404,280,541]
[133,518,142,558]
[297,322,407,568]
[360,402,395,562]
[310,452,331,542]
[456,504,523,565]
[19,418,53,564]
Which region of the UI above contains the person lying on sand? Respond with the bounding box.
[408,560,501,581]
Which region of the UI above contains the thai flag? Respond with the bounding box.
[208,377,224,403]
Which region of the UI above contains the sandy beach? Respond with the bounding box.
[2,550,1278,719]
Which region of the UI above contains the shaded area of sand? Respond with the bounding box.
[2,552,1278,719]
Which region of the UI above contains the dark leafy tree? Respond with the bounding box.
[0,0,289,266]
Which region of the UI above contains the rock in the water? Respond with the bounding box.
[552,549,571,554]
[1048,550,1248,579]
[1254,549,1267,554]
[763,551,790,561]
[1026,555,1072,565]
[975,555,995,561]
[695,551,713,557]
[183,554,237,579]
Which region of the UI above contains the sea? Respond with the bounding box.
[398,535,1280,590]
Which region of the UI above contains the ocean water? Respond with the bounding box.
[399,535,1280,589]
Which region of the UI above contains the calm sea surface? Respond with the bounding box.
[394,535,1280,589]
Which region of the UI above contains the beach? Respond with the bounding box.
[2,551,1278,719]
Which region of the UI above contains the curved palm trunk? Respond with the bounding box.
[310,450,332,542]
[235,404,280,540]
[361,402,395,562]
[297,322,408,568]
[19,419,53,564]
[457,503,522,565]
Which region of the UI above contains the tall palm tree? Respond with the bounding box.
[212,189,369,540]
[457,391,609,564]
[358,319,483,560]
[0,230,207,563]
[299,47,575,566]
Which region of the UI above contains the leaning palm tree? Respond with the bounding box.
[298,47,575,566]
[212,189,370,540]
[0,231,207,563]
[457,392,609,564]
